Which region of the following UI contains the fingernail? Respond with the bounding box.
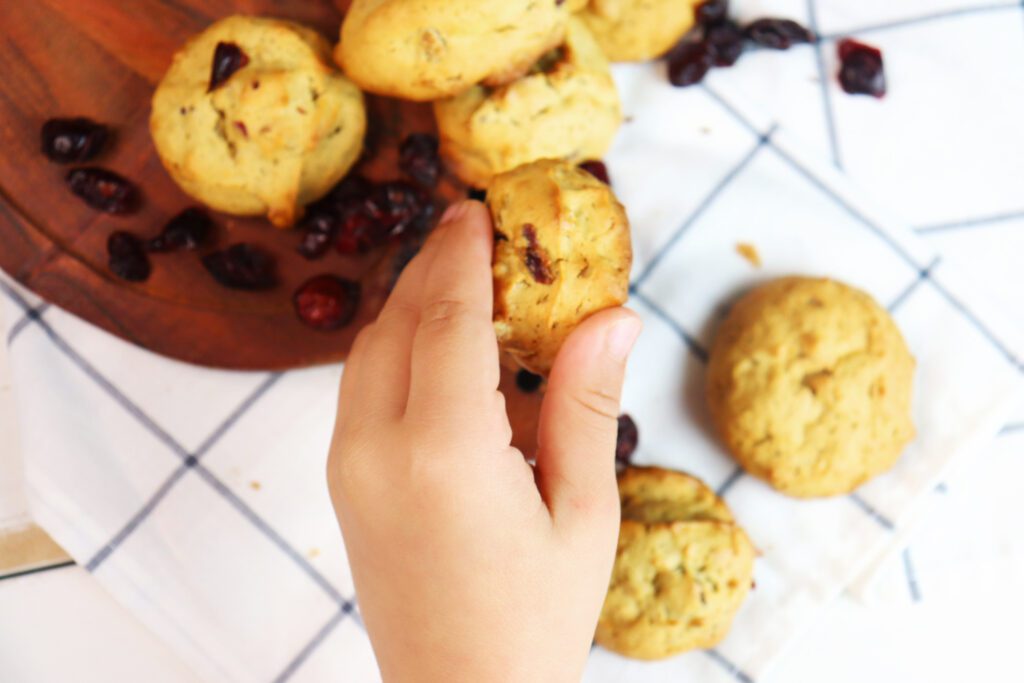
[439,201,470,226]
[605,315,642,361]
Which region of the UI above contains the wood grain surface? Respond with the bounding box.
[0,0,542,452]
[0,0,450,370]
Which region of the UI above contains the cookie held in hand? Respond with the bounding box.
[596,467,755,659]
[706,277,916,498]
[151,16,366,227]
[487,159,632,376]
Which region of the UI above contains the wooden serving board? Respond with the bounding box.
[0,0,541,452]
[0,0,447,370]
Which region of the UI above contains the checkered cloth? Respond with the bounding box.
[3,1,1023,681]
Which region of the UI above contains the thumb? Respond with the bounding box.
[534,307,641,526]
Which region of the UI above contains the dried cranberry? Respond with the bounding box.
[208,42,249,91]
[335,210,379,254]
[522,224,553,284]
[201,244,276,290]
[515,369,543,393]
[364,181,433,242]
[705,20,744,67]
[667,42,714,87]
[107,231,151,282]
[293,275,360,330]
[399,133,441,187]
[147,208,212,252]
[468,188,487,201]
[296,204,341,259]
[837,39,886,98]
[615,414,638,465]
[326,174,373,205]
[41,118,108,164]
[744,18,815,49]
[66,167,138,214]
[578,160,610,185]
[695,0,728,26]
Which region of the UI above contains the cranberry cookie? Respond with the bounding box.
[488,159,631,375]
[151,16,366,227]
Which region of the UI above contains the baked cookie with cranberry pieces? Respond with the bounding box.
[488,158,631,375]
[151,15,366,227]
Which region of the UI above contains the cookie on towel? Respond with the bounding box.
[595,467,755,659]
[706,276,916,498]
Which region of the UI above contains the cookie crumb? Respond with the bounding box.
[307,547,320,559]
[735,242,761,267]
[250,481,261,491]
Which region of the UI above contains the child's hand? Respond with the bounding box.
[328,201,641,682]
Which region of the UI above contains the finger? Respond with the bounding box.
[348,209,459,419]
[335,321,376,434]
[534,308,641,526]
[405,201,499,422]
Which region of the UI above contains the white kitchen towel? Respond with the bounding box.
[712,0,1024,604]
[4,1,1024,681]
[3,80,1022,683]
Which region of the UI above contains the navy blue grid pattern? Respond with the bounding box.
[902,548,922,602]
[272,602,355,683]
[815,2,1022,42]
[6,302,48,346]
[913,209,1024,234]
[705,648,755,683]
[0,277,361,682]
[805,0,842,170]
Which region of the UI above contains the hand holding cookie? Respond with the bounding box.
[327,200,640,682]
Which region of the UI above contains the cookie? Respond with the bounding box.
[488,159,632,375]
[617,464,733,524]
[596,467,755,660]
[151,15,366,228]
[706,277,916,498]
[578,0,703,62]
[335,0,578,101]
[434,18,621,188]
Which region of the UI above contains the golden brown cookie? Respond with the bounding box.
[596,467,755,660]
[578,0,704,62]
[335,0,578,101]
[151,15,366,228]
[706,277,916,498]
[434,18,621,189]
[488,159,632,375]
